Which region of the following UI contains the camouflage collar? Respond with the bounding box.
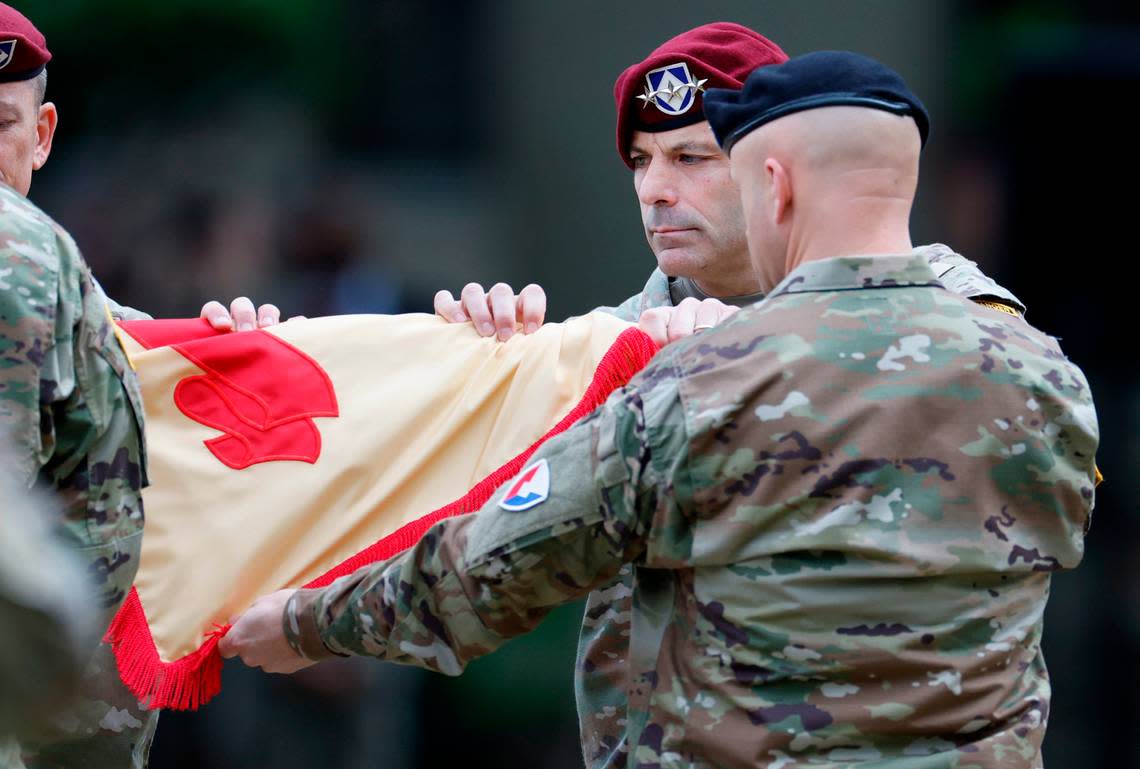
[768,253,942,298]
[668,274,766,308]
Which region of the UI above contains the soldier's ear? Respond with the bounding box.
[32,101,57,171]
[766,158,791,225]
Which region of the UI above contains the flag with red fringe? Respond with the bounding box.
[103,313,657,710]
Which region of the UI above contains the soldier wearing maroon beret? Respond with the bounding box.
[434,22,1024,337]
[0,6,162,769]
[0,2,56,196]
[0,5,282,769]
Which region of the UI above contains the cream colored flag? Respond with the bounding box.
[104,313,655,709]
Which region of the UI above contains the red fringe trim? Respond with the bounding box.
[103,589,228,710]
[104,327,659,710]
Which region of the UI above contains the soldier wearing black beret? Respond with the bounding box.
[693,55,1098,763]
[703,50,933,295]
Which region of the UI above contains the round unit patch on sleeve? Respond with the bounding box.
[499,458,550,512]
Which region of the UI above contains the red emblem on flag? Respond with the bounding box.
[120,320,339,469]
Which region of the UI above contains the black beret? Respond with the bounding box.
[704,50,930,154]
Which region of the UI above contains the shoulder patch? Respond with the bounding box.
[499,458,550,512]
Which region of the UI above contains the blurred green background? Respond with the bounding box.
[17,1,1137,767]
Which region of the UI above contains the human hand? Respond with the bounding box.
[217,589,315,674]
[433,282,546,341]
[199,297,284,332]
[637,297,739,347]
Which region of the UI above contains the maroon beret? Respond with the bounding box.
[613,22,787,168]
[0,3,50,83]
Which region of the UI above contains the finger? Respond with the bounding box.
[286,315,307,322]
[637,307,671,347]
[516,284,547,334]
[434,290,468,323]
[461,283,495,337]
[257,304,281,328]
[217,631,238,659]
[693,299,724,332]
[488,283,517,341]
[200,300,233,331]
[667,298,700,343]
[229,297,258,333]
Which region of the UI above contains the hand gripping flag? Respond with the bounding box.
[103,313,657,710]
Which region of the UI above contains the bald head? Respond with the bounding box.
[730,106,922,292]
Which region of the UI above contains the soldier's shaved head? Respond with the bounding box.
[731,106,922,293]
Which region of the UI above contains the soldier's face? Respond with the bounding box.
[0,80,56,196]
[629,122,751,294]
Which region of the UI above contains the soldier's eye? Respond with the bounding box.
[630,155,649,169]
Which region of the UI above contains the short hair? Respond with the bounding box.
[32,68,47,105]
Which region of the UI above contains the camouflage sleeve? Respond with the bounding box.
[0,218,63,484]
[593,292,647,322]
[289,353,691,672]
[921,244,1026,314]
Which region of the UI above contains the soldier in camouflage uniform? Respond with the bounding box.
[0,179,157,768]
[0,8,161,767]
[224,50,1097,769]
[437,23,1034,768]
[0,5,286,765]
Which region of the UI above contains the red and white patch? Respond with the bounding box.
[499,458,550,512]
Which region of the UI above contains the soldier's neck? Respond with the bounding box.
[791,210,913,268]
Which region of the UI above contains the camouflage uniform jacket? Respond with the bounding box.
[290,253,1095,768]
[580,243,1029,767]
[0,184,152,768]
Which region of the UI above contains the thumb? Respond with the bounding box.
[216,627,238,659]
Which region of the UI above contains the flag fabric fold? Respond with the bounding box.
[103,313,657,710]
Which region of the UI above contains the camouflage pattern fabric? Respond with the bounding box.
[579,243,1030,767]
[596,268,673,322]
[288,253,1094,768]
[920,244,1025,315]
[597,244,1024,325]
[0,184,156,769]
